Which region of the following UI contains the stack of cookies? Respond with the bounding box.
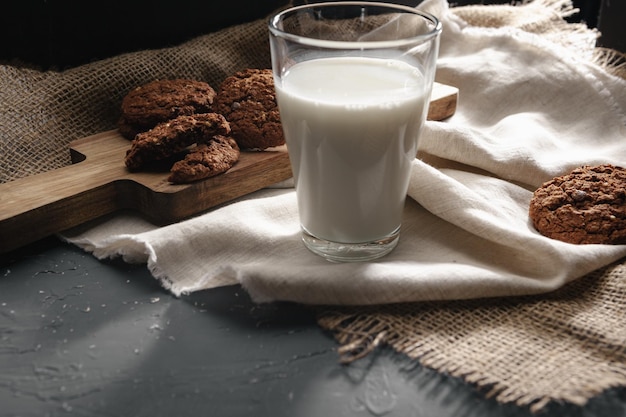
[120,69,285,184]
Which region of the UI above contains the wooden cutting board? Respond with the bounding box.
[0,82,458,253]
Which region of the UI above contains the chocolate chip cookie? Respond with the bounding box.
[124,113,231,171]
[168,136,240,183]
[529,164,626,244]
[214,68,285,150]
[118,79,217,139]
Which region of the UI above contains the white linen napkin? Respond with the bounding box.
[62,0,626,305]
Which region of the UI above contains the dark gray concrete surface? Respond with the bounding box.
[2,237,626,416]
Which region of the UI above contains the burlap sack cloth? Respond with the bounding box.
[2,0,626,412]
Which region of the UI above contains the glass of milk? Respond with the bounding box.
[269,2,441,262]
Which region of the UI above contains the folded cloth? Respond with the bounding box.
[63,0,626,305]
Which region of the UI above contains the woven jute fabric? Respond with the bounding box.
[317,262,626,412]
[1,0,625,412]
[0,16,273,183]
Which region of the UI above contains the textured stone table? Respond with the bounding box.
[2,237,626,417]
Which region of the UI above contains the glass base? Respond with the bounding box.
[301,227,400,262]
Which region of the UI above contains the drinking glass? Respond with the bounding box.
[269,1,441,262]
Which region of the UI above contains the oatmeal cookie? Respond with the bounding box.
[529,164,626,244]
[124,113,230,171]
[118,79,217,139]
[168,136,240,183]
[215,68,285,150]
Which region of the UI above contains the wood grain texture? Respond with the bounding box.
[429,82,459,122]
[0,82,457,253]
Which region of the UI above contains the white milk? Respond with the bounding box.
[275,56,428,244]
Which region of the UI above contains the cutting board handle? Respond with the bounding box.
[0,154,121,253]
[0,131,296,255]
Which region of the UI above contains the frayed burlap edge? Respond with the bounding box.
[452,0,626,80]
[317,261,626,413]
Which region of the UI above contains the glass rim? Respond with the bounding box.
[268,1,442,50]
